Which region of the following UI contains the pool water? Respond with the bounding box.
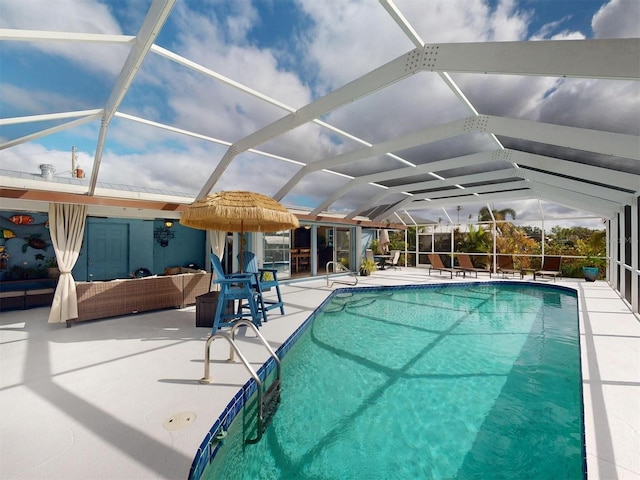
[201,283,584,479]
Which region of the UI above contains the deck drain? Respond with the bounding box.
[163,411,196,431]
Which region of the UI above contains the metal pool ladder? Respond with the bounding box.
[326,261,358,287]
[199,319,281,444]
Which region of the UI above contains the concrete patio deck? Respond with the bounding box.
[0,268,638,479]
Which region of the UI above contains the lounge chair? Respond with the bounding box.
[365,249,380,269]
[239,251,285,322]
[456,253,491,278]
[533,256,562,281]
[383,250,401,270]
[497,255,519,278]
[427,253,462,279]
[209,253,263,332]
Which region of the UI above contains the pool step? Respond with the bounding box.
[261,378,281,431]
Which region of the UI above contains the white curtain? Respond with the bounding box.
[208,230,226,290]
[208,230,226,260]
[48,203,88,323]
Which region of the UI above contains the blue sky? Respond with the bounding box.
[0,0,638,224]
[521,0,607,35]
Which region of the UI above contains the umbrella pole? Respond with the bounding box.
[239,221,244,273]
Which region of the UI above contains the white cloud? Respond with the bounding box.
[0,0,121,33]
[297,0,405,92]
[0,0,130,75]
[533,78,640,135]
[0,142,74,176]
[151,3,313,130]
[592,0,640,38]
[293,0,529,95]
[0,83,88,113]
[399,0,529,43]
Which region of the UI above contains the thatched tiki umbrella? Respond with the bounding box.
[180,191,300,271]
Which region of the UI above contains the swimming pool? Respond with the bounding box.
[190,282,585,479]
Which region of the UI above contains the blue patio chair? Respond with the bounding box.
[209,253,263,332]
[239,251,285,322]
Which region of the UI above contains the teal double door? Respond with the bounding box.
[86,220,129,281]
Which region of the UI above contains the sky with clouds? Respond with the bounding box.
[0,0,638,228]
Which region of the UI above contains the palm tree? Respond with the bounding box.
[457,224,490,253]
[478,207,518,263]
[478,206,516,222]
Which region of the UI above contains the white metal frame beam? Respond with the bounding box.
[516,169,633,205]
[485,115,639,160]
[151,44,378,150]
[369,157,631,221]
[274,117,472,201]
[529,183,621,217]
[0,110,103,127]
[299,115,637,216]
[402,190,535,211]
[0,28,134,44]
[345,169,520,219]
[510,151,639,192]
[352,149,637,219]
[88,0,176,195]
[354,154,634,221]
[376,178,624,222]
[318,165,517,218]
[422,38,640,80]
[0,113,103,151]
[197,46,427,197]
[113,112,306,167]
[199,38,639,198]
[379,0,505,151]
[373,181,532,221]
[277,114,638,205]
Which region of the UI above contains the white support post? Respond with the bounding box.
[605,220,610,283]
[631,196,638,313]
[610,214,619,291]
[353,226,361,274]
[619,207,626,299]
[541,219,545,259]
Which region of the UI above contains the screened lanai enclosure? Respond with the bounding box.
[0,0,638,313]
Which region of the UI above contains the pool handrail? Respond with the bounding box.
[326,261,358,287]
[199,320,281,444]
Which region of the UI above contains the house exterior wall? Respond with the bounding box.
[0,210,206,282]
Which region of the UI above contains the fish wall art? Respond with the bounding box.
[1,229,16,239]
[9,215,34,225]
[0,213,52,275]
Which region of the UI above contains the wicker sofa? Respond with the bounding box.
[0,279,57,311]
[71,271,210,325]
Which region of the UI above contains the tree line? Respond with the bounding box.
[387,207,606,279]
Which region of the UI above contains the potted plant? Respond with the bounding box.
[582,266,598,282]
[581,257,599,282]
[360,258,376,276]
[580,255,606,282]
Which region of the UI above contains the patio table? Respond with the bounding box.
[375,254,391,270]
